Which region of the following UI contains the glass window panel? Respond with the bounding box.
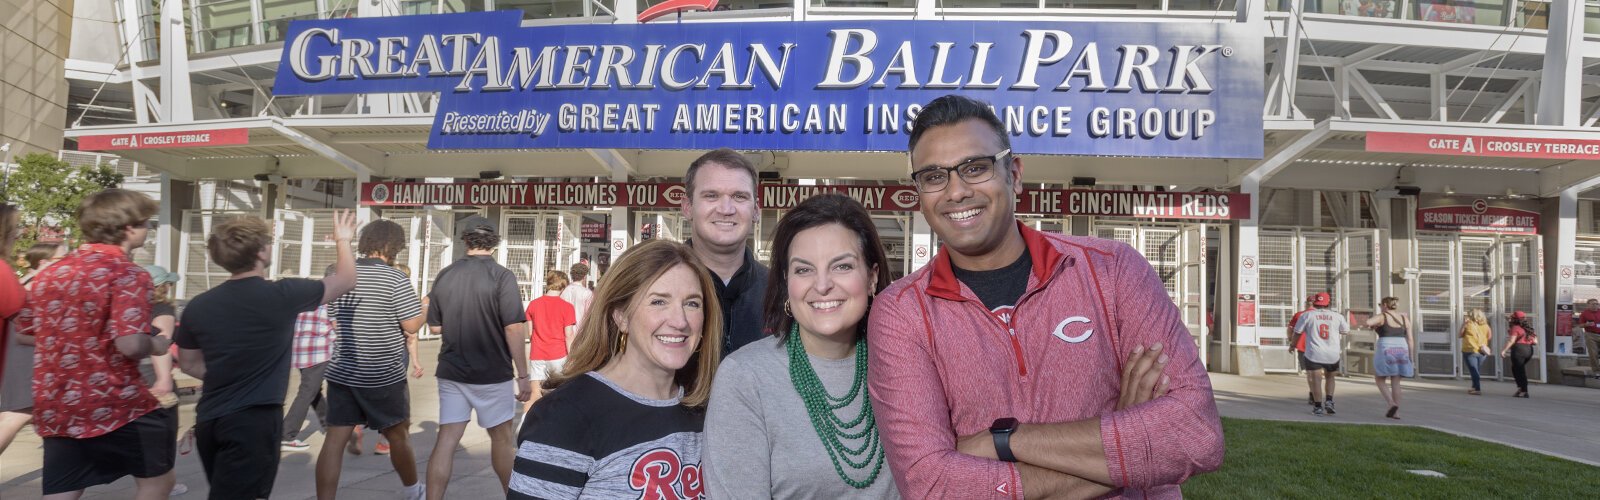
[1040,0,1160,8]
[195,0,255,51]
[1170,0,1237,10]
[442,0,491,13]
[812,0,916,6]
[1409,0,1511,27]
[499,0,588,19]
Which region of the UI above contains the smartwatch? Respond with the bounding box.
[990,417,1019,463]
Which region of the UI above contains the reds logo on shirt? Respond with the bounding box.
[990,305,1015,326]
[629,448,704,499]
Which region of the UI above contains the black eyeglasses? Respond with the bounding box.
[910,149,1010,194]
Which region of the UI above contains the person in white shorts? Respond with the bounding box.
[1293,292,1349,417]
[423,224,532,500]
[524,270,576,412]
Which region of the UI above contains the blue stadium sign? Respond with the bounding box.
[274,11,1264,158]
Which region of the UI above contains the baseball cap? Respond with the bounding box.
[1511,310,1527,320]
[1312,292,1331,307]
[142,265,181,286]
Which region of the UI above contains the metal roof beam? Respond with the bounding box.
[1485,78,1534,124]
[1346,69,1400,120]
[271,122,380,177]
[1231,120,1332,186]
[587,149,636,181]
[1340,45,1398,68]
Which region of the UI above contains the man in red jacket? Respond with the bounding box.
[867,96,1224,499]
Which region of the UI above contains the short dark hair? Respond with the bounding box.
[208,216,273,274]
[908,95,1010,154]
[358,219,407,262]
[762,194,891,343]
[24,242,59,270]
[461,225,499,251]
[569,262,590,281]
[685,148,757,198]
[77,188,158,245]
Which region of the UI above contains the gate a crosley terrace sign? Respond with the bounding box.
[274,12,1263,158]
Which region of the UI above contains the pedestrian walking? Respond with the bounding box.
[139,265,182,405]
[1295,292,1349,416]
[561,262,594,333]
[423,224,530,500]
[174,211,358,500]
[1366,296,1414,419]
[16,190,178,499]
[314,219,427,500]
[1460,308,1491,395]
[1578,298,1600,380]
[0,211,36,455]
[1500,310,1538,398]
[1288,295,1315,405]
[281,304,334,450]
[508,239,722,499]
[524,270,574,411]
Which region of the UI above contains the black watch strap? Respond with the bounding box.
[993,429,1017,463]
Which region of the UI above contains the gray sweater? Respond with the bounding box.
[704,336,900,499]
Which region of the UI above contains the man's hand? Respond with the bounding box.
[956,429,998,461]
[515,378,533,402]
[329,210,357,242]
[1118,343,1171,411]
[411,361,424,379]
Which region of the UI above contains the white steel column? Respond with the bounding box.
[159,0,193,123]
[616,0,638,23]
[356,172,372,224]
[910,211,932,272]
[157,173,178,270]
[1553,189,1579,344]
[1536,0,1584,126]
[1234,177,1264,376]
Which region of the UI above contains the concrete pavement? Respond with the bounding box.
[3,344,1596,498]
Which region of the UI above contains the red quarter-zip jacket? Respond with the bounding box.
[866,223,1224,499]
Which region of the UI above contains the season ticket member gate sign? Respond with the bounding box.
[274,12,1263,158]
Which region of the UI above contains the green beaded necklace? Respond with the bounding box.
[787,323,884,489]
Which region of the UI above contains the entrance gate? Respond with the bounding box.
[1414,233,1544,382]
[1257,228,1380,373]
[1093,222,1210,363]
[501,210,583,301]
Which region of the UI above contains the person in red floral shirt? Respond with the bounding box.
[15,189,176,498]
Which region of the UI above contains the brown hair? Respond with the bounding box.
[24,242,59,270]
[685,148,757,198]
[207,216,274,273]
[0,205,22,259]
[763,194,891,344]
[358,219,407,263]
[152,282,175,305]
[547,239,723,407]
[77,189,157,245]
[544,270,570,292]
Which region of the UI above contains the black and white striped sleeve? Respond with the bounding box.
[509,396,593,499]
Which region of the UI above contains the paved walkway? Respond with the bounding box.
[1209,372,1600,466]
[3,347,1596,498]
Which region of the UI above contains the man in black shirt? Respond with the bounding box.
[681,148,769,356]
[423,224,530,500]
[174,211,358,499]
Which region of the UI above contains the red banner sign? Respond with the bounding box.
[1416,195,1540,235]
[1367,132,1600,160]
[77,129,249,151]
[361,182,1249,220]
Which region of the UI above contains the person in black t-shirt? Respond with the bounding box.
[423,224,529,500]
[680,148,769,356]
[174,211,358,500]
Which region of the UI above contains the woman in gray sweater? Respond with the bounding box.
[704,194,899,499]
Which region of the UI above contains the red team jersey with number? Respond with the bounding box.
[1293,309,1349,365]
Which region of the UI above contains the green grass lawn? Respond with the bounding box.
[1183,418,1600,499]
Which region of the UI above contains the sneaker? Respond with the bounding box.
[170,483,189,496]
[1313,405,1325,417]
[401,482,425,500]
[1307,392,1315,406]
[375,441,391,455]
[281,439,310,451]
[1324,400,1335,415]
